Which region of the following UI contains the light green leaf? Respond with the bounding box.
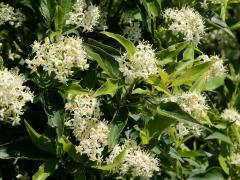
[205,132,233,145]
[101,31,136,56]
[61,83,89,95]
[32,159,58,180]
[171,61,213,86]
[218,155,229,175]
[24,120,56,154]
[94,79,119,97]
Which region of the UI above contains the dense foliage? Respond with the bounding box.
[0,0,240,179]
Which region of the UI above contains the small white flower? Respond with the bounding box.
[75,120,109,162]
[163,92,209,118]
[123,22,142,42]
[106,141,160,177]
[0,3,25,27]
[230,153,240,166]
[198,54,226,78]
[0,68,34,125]
[66,0,100,32]
[65,93,108,162]
[221,108,240,126]
[176,123,190,137]
[65,94,102,130]
[118,41,158,84]
[176,122,203,138]
[26,37,88,83]
[163,7,205,45]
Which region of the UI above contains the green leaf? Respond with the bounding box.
[218,155,229,175]
[54,5,64,32]
[203,75,226,91]
[205,132,233,145]
[32,159,58,180]
[0,138,51,160]
[148,102,199,138]
[156,42,188,65]
[178,150,209,158]
[188,168,224,180]
[171,61,213,86]
[24,120,56,154]
[101,31,136,56]
[147,75,171,95]
[85,45,120,78]
[40,0,55,27]
[61,83,89,95]
[108,108,128,149]
[88,39,120,56]
[134,125,149,145]
[92,146,127,171]
[58,136,85,162]
[183,46,195,61]
[94,79,119,97]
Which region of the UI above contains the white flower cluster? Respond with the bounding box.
[118,41,158,84]
[123,22,142,43]
[119,12,142,42]
[230,153,240,166]
[65,94,102,130]
[75,120,109,162]
[66,0,100,32]
[221,108,240,126]
[26,37,88,83]
[0,3,25,27]
[65,94,108,162]
[163,92,209,118]
[198,55,226,78]
[0,68,33,125]
[106,141,160,177]
[176,122,203,138]
[163,7,205,45]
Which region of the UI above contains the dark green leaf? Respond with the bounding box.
[24,120,56,154]
[108,108,128,149]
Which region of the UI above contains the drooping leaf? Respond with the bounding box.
[108,108,128,149]
[205,132,233,145]
[148,102,199,138]
[85,45,120,78]
[32,158,58,180]
[24,120,56,154]
[0,138,51,160]
[101,31,136,56]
